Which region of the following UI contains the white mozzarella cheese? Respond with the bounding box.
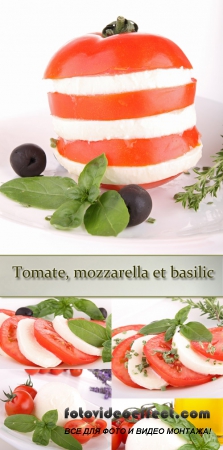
[125,418,187,450]
[53,316,102,356]
[127,336,168,390]
[48,68,194,95]
[173,329,223,375]
[53,144,202,184]
[112,330,137,350]
[34,382,86,426]
[51,105,196,141]
[0,313,11,357]
[17,319,61,367]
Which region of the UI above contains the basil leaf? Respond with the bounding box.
[180,322,213,342]
[51,426,82,450]
[178,446,197,450]
[102,340,111,362]
[203,429,220,447]
[54,304,74,319]
[190,430,204,448]
[165,324,177,341]
[153,403,193,443]
[68,319,108,347]
[87,185,100,203]
[4,414,38,432]
[27,299,59,317]
[42,409,58,427]
[50,200,88,230]
[0,177,76,209]
[106,314,112,336]
[175,306,191,325]
[78,154,107,191]
[72,298,105,320]
[32,422,51,446]
[84,191,129,236]
[66,185,87,202]
[139,319,175,335]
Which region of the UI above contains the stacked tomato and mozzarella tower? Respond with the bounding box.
[44,23,202,189]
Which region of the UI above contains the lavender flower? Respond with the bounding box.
[88,369,111,399]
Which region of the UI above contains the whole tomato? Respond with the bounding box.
[111,426,122,450]
[3,388,34,416]
[64,419,94,444]
[70,369,83,377]
[14,375,37,399]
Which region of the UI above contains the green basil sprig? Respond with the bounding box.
[154,403,220,450]
[68,314,112,362]
[0,153,130,236]
[27,297,105,321]
[139,306,213,342]
[4,410,81,450]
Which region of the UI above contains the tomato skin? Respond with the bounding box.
[44,33,192,79]
[64,419,93,444]
[112,324,145,337]
[5,390,34,416]
[25,369,40,375]
[0,309,15,316]
[120,421,134,444]
[0,316,36,366]
[14,385,37,400]
[39,369,51,374]
[50,369,64,375]
[70,369,83,377]
[144,333,215,387]
[91,419,107,437]
[191,327,223,361]
[111,426,122,450]
[112,334,145,389]
[34,319,100,365]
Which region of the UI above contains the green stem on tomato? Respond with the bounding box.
[102,16,138,38]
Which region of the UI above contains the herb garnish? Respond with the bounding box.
[172,297,223,326]
[139,306,212,343]
[0,154,129,236]
[174,141,223,211]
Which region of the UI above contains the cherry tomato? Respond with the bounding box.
[191,327,223,361]
[39,369,50,374]
[64,419,94,444]
[70,369,83,377]
[111,426,122,450]
[144,333,215,387]
[14,376,37,399]
[25,369,40,375]
[50,369,65,375]
[91,419,107,437]
[112,334,146,388]
[4,388,34,416]
[34,319,100,365]
[119,420,134,444]
[0,316,36,366]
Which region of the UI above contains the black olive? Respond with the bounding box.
[118,184,152,227]
[10,143,47,177]
[15,307,33,316]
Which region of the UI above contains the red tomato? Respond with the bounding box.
[50,369,64,375]
[34,319,100,365]
[91,419,107,437]
[70,369,83,377]
[144,333,215,387]
[25,369,40,375]
[64,419,94,444]
[191,327,223,361]
[0,316,36,366]
[0,309,15,316]
[112,324,145,337]
[120,420,134,444]
[4,389,34,416]
[39,369,50,374]
[14,376,37,399]
[112,334,145,388]
[111,426,122,450]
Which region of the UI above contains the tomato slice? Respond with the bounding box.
[56,127,200,167]
[0,316,36,366]
[112,325,145,337]
[191,327,223,361]
[112,334,145,388]
[48,83,196,120]
[0,309,15,316]
[143,333,215,387]
[34,319,100,365]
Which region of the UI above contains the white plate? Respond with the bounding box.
[0,297,111,369]
[112,297,223,398]
[0,98,223,253]
[0,370,110,450]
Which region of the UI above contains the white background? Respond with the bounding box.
[0,0,223,254]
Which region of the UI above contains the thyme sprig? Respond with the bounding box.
[172,297,223,326]
[174,142,223,211]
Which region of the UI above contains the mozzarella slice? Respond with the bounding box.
[0,313,10,357]
[112,330,137,350]
[54,144,202,184]
[17,319,61,367]
[34,382,86,426]
[52,105,196,141]
[127,336,168,390]
[53,316,102,356]
[49,68,194,95]
[173,329,223,375]
[125,418,187,450]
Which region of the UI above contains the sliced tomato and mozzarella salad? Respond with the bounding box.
[0,308,105,367]
[112,324,223,390]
